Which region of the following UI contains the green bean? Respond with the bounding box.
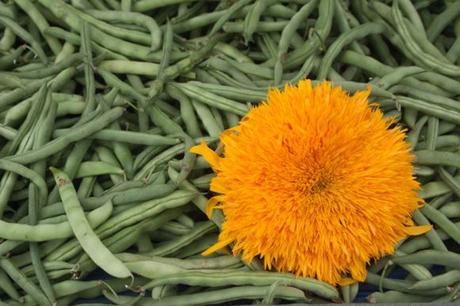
[191,173,213,190]
[365,272,448,295]
[414,166,434,177]
[99,60,160,76]
[94,145,124,185]
[4,93,82,126]
[393,250,460,269]
[432,282,460,303]
[76,222,145,274]
[0,160,47,213]
[274,0,317,84]
[98,69,145,103]
[45,0,153,48]
[40,2,177,62]
[0,79,44,113]
[15,0,61,54]
[133,0,199,12]
[439,201,460,218]
[368,290,436,303]
[399,0,425,33]
[51,167,131,278]
[173,135,196,186]
[0,200,112,241]
[0,46,25,70]
[75,161,124,178]
[214,42,253,64]
[30,97,57,305]
[398,230,450,254]
[426,1,460,42]
[334,4,361,54]
[133,146,167,173]
[0,257,49,306]
[54,128,179,146]
[78,208,187,274]
[223,20,295,33]
[170,10,225,33]
[419,176,460,199]
[47,191,196,262]
[430,193,454,210]
[21,261,74,277]
[413,209,448,251]
[143,270,338,300]
[0,268,20,301]
[210,0,251,36]
[439,167,460,198]
[318,23,384,80]
[420,204,460,244]
[0,124,17,140]
[148,285,307,305]
[410,270,460,290]
[392,1,460,77]
[106,123,134,179]
[0,27,15,51]
[243,0,278,43]
[206,57,255,85]
[341,51,449,97]
[124,260,185,279]
[169,167,224,228]
[78,21,97,119]
[120,253,240,270]
[284,0,334,69]
[86,9,161,51]
[173,82,248,116]
[148,105,183,135]
[81,182,176,209]
[192,101,223,137]
[374,67,425,90]
[395,97,460,124]
[166,84,202,138]
[6,107,124,164]
[176,214,194,229]
[416,150,460,169]
[447,25,460,63]
[226,57,274,80]
[45,27,126,61]
[189,81,267,102]
[148,221,216,257]
[0,16,47,63]
[425,117,439,150]
[391,85,460,113]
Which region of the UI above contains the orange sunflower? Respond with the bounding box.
[191,80,431,286]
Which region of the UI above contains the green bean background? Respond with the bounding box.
[0,0,459,305]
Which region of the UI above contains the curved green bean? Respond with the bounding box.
[143,270,338,300]
[6,107,124,164]
[318,22,385,80]
[51,167,131,278]
[0,200,112,241]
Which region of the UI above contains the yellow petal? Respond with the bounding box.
[338,277,356,286]
[206,196,223,218]
[404,224,433,236]
[202,238,233,256]
[190,142,220,169]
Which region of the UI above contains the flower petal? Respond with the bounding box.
[202,238,233,256]
[206,196,224,218]
[404,224,433,236]
[190,142,220,169]
[338,278,356,286]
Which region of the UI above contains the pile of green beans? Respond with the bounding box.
[0,0,459,304]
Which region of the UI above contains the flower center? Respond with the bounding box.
[310,175,333,194]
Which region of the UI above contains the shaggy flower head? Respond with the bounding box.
[191,80,431,286]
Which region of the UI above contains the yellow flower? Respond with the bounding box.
[191,80,431,286]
